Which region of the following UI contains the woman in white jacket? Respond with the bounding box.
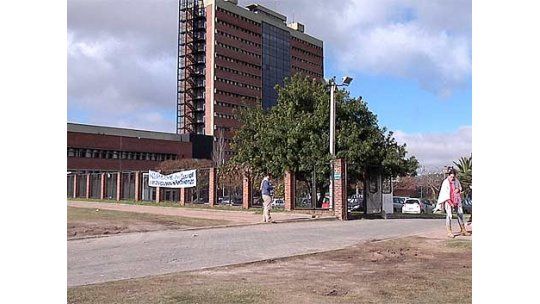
[437,168,470,238]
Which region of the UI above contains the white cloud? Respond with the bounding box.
[241,0,471,96]
[393,126,472,171]
[68,0,471,131]
[68,0,178,132]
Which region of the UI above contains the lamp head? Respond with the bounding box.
[341,76,353,86]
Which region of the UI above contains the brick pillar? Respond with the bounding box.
[155,186,161,203]
[179,188,187,206]
[284,171,295,211]
[208,168,217,207]
[116,172,122,201]
[333,158,348,220]
[134,171,141,201]
[73,174,78,198]
[242,174,252,209]
[100,173,106,200]
[85,173,91,199]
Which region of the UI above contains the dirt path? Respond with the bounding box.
[68,236,471,304]
[68,200,322,225]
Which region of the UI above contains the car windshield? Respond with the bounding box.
[405,199,418,204]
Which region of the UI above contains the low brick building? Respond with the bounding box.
[68,123,213,173]
[67,123,213,202]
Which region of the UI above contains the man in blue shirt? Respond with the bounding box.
[260,174,274,223]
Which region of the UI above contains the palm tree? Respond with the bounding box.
[454,155,472,198]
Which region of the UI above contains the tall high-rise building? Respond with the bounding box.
[177,0,324,156]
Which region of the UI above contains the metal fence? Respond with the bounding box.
[122,172,136,200]
[90,173,101,199]
[104,172,117,200]
[67,169,215,204]
[162,189,178,202]
[141,173,152,201]
[191,168,210,204]
[217,171,243,206]
[251,176,262,207]
[294,166,331,210]
[76,174,87,198]
[67,174,74,198]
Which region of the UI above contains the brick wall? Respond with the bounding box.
[333,158,348,220]
[242,174,252,209]
[209,167,217,207]
[67,132,193,172]
[284,171,295,210]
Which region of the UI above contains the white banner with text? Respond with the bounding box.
[148,170,196,188]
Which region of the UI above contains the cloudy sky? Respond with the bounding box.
[67,0,471,171]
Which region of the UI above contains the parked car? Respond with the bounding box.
[393,196,408,213]
[348,195,363,212]
[402,198,431,214]
[297,197,311,208]
[230,196,242,205]
[420,199,434,213]
[272,198,285,208]
[321,196,330,209]
[191,197,207,204]
[348,194,363,204]
[219,196,241,205]
[462,198,472,214]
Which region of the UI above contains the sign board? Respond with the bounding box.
[334,173,341,180]
[148,170,196,188]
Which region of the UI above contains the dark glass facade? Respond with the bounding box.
[261,22,291,109]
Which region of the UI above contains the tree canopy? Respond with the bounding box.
[454,155,472,198]
[230,74,418,183]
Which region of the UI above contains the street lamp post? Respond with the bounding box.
[328,76,353,210]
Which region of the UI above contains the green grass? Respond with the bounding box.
[69,198,251,212]
[161,285,270,304]
[447,239,473,250]
[69,198,300,216]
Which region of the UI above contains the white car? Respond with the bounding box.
[402,198,425,214]
[272,198,285,207]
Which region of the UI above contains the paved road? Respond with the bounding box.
[68,218,445,287]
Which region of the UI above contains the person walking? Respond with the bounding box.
[260,174,274,223]
[432,167,462,213]
[437,168,470,238]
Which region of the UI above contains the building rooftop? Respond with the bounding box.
[208,0,323,47]
[67,123,191,142]
[246,4,287,23]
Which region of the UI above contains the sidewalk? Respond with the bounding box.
[68,217,446,287]
[68,200,332,225]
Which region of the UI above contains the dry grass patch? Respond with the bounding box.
[67,206,230,239]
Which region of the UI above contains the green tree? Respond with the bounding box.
[454,155,472,198]
[230,75,418,198]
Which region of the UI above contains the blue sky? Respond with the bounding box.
[68,0,472,170]
[343,71,472,134]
